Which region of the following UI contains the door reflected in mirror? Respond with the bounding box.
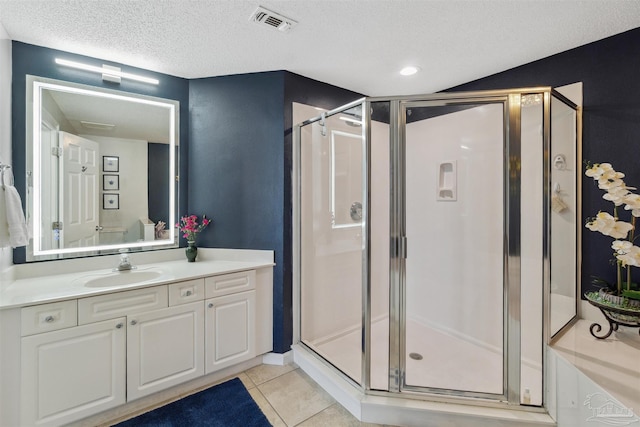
[27,76,179,259]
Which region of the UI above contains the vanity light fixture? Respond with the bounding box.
[54,58,160,85]
[400,66,420,76]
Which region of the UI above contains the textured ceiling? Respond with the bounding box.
[1,0,640,96]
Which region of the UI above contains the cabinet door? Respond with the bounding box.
[21,317,126,427]
[205,290,256,373]
[127,301,204,401]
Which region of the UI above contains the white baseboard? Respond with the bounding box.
[262,350,293,366]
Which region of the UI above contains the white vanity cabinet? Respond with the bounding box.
[78,282,206,402]
[12,265,273,427]
[21,316,127,427]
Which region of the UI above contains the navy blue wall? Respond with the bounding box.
[447,27,640,296]
[11,42,189,263]
[147,142,171,226]
[188,71,361,353]
[189,72,286,352]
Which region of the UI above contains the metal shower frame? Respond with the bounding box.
[292,87,581,410]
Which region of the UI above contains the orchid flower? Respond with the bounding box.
[586,162,638,293]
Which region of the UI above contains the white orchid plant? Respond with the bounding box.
[585,162,640,296]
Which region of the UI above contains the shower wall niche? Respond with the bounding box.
[293,87,580,411]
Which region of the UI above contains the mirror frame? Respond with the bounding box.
[26,75,179,259]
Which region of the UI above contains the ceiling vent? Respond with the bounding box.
[250,6,297,33]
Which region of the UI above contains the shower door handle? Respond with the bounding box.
[399,236,407,259]
[392,237,407,259]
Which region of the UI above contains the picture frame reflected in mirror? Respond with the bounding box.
[103,193,119,210]
[103,174,119,190]
[103,156,119,172]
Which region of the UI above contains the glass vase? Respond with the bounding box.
[185,240,198,262]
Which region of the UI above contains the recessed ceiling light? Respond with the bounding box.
[400,66,420,76]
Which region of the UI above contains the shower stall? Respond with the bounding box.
[292,88,580,419]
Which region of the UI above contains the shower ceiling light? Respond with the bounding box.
[400,66,420,76]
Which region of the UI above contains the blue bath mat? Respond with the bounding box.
[114,377,272,427]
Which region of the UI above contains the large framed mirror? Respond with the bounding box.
[26,75,179,260]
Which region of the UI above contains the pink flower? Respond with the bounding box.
[177,214,212,241]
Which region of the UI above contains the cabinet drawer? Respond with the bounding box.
[78,286,168,325]
[205,270,255,298]
[21,300,78,336]
[169,278,205,306]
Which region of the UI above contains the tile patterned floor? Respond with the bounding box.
[240,364,389,427]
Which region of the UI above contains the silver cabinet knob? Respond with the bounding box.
[130,320,138,326]
[208,303,213,308]
[116,323,124,329]
[185,290,193,296]
[44,315,55,323]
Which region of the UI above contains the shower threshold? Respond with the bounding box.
[292,345,555,427]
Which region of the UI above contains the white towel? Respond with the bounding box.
[3,185,29,248]
[0,189,9,248]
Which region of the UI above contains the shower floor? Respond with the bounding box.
[310,317,541,404]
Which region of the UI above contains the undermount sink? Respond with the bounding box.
[83,270,164,288]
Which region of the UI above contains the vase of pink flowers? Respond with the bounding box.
[176,214,211,262]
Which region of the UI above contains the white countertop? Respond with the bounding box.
[0,248,274,309]
[551,319,640,417]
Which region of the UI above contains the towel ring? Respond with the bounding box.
[0,163,13,189]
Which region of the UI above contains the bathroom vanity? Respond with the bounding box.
[0,248,274,427]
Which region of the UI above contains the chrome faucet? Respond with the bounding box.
[115,249,135,271]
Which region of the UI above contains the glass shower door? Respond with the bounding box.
[298,102,366,386]
[549,94,578,337]
[401,101,506,396]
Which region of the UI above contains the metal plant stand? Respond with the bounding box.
[585,296,640,339]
